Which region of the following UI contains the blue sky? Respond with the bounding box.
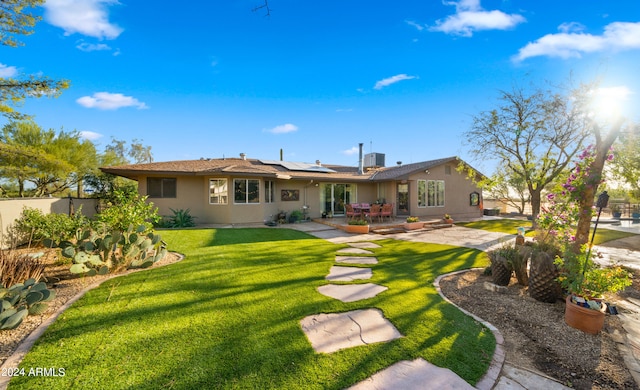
[2,0,640,174]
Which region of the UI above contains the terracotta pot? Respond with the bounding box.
[344,224,369,234]
[443,218,454,224]
[403,222,424,230]
[564,295,607,334]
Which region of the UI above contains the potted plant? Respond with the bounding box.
[404,216,423,230]
[555,246,632,334]
[610,204,622,218]
[344,219,369,234]
[443,214,454,224]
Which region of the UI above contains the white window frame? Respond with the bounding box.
[265,180,275,203]
[209,178,228,205]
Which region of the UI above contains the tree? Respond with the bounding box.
[485,165,529,215]
[569,82,633,248]
[610,125,640,193]
[85,138,154,198]
[0,0,69,119]
[463,85,590,223]
[0,120,97,196]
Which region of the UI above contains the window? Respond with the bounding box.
[429,180,445,206]
[209,179,228,204]
[265,180,275,203]
[147,178,176,198]
[419,180,445,207]
[234,179,260,204]
[418,180,426,207]
[445,165,452,175]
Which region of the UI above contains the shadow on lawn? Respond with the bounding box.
[10,232,493,389]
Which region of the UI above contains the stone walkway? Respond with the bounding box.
[299,240,477,389]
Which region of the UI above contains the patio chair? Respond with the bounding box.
[380,203,393,222]
[365,204,382,223]
[345,204,359,221]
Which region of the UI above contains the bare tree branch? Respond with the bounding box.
[252,0,271,16]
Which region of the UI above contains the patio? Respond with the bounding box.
[312,216,454,234]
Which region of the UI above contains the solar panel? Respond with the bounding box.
[260,160,336,173]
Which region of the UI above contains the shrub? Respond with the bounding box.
[159,208,196,228]
[348,219,368,225]
[96,190,161,232]
[11,207,88,247]
[406,216,420,223]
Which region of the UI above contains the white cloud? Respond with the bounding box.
[79,130,103,140]
[514,21,640,61]
[406,20,425,31]
[76,42,112,52]
[374,74,416,90]
[430,0,525,37]
[343,147,359,156]
[0,63,18,78]
[43,0,123,40]
[76,92,148,110]
[558,22,585,34]
[265,123,298,134]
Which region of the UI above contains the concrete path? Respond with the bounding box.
[300,309,403,353]
[318,283,388,302]
[290,221,640,390]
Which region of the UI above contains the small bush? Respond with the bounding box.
[11,207,88,247]
[96,190,161,232]
[160,208,196,228]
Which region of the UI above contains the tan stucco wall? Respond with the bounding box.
[404,162,483,220]
[138,175,327,225]
[0,197,98,245]
[135,162,482,225]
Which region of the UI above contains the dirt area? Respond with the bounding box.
[439,267,640,390]
[0,250,182,367]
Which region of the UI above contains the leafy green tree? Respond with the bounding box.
[0,0,69,119]
[485,165,529,215]
[85,138,153,198]
[0,120,97,196]
[463,85,590,223]
[610,126,640,193]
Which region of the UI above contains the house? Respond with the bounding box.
[100,149,485,225]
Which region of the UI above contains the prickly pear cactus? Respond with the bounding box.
[0,278,56,330]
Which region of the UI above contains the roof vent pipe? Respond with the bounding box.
[358,143,364,175]
[316,160,321,166]
[240,153,246,160]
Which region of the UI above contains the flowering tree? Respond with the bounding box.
[537,146,631,297]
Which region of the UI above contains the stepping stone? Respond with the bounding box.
[347,358,474,390]
[337,248,374,255]
[326,266,372,281]
[336,256,378,265]
[347,242,381,249]
[300,308,402,353]
[318,283,387,302]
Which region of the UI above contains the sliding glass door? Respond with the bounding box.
[321,184,354,216]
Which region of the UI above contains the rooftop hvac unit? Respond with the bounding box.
[364,153,385,168]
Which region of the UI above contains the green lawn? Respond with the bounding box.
[10,228,493,389]
[457,218,637,244]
